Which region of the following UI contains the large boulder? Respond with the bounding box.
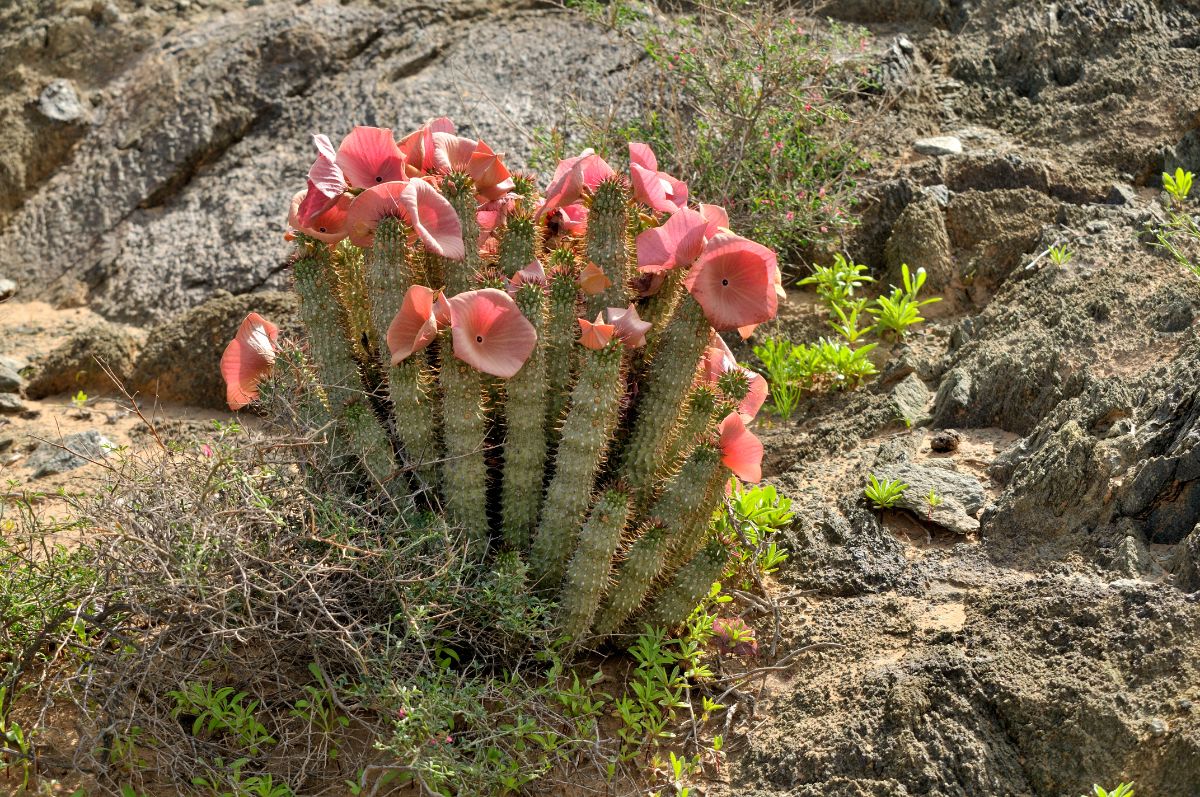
[24,320,141,399]
[0,1,643,324]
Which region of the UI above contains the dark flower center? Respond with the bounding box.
[319,227,327,233]
[476,335,484,344]
[375,176,383,183]
[721,279,729,286]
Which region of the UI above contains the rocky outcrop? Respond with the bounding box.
[0,1,642,325]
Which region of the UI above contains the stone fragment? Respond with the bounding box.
[26,430,115,478]
[914,136,963,156]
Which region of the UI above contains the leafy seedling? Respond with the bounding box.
[864,474,908,509]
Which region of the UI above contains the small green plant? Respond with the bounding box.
[828,297,873,344]
[192,757,294,797]
[1153,167,1200,277]
[753,336,879,417]
[289,664,350,761]
[71,389,89,409]
[926,488,943,510]
[868,264,941,339]
[864,474,908,509]
[715,483,792,588]
[167,682,277,756]
[0,686,34,791]
[798,253,874,311]
[1088,783,1134,797]
[1048,244,1074,266]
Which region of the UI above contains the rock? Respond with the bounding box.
[1170,525,1200,592]
[1164,129,1200,176]
[914,135,963,156]
[0,3,645,324]
[943,153,1051,194]
[884,193,955,291]
[930,429,961,453]
[0,363,23,393]
[0,356,27,373]
[0,278,15,301]
[1114,534,1157,579]
[132,290,299,409]
[0,436,12,453]
[24,321,140,399]
[25,430,115,478]
[873,459,986,535]
[0,394,25,414]
[1107,183,1138,205]
[943,188,1060,290]
[889,373,932,428]
[37,79,88,123]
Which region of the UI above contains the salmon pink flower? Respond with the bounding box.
[386,285,441,364]
[577,313,615,350]
[398,117,456,175]
[698,203,729,235]
[578,262,612,295]
[636,206,709,274]
[684,233,779,331]
[508,259,547,293]
[606,304,651,348]
[288,190,352,244]
[702,337,768,421]
[538,150,614,218]
[432,134,515,201]
[717,412,763,482]
[345,179,464,258]
[335,126,407,188]
[556,202,589,235]
[629,142,688,213]
[446,288,537,378]
[296,133,346,224]
[220,313,278,411]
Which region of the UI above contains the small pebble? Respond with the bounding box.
[0,394,25,415]
[1147,718,1168,737]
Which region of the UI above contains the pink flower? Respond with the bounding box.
[200,444,214,458]
[578,262,612,296]
[538,150,615,218]
[220,313,278,411]
[577,313,615,350]
[683,233,779,331]
[335,126,408,188]
[386,285,441,364]
[345,179,464,259]
[288,190,353,244]
[556,202,589,235]
[717,412,763,483]
[432,133,516,201]
[635,206,709,274]
[447,289,538,378]
[507,259,547,294]
[398,117,456,175]
[296,133,346,225]
[702,336,768,422]
[628,142,688,213]
[606,304,651,348]
[698,203,729,235]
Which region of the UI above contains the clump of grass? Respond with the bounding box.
[548,0,871,264]
[1153,167,1200,277]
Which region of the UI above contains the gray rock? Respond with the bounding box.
[889,373,932,428]
[874,459,987,535]
[0,356,26,373]
[0,394,24,414]
[26,430,116,478]
[37,79,87,123]
[1165,129,1200,176]
[0,363,23,393]
[943,188,1060,290]
[1114,534,1157,579]
[923,183,950,207]
[914,135,963,156]
[1107,183,1138,205]
[884,193,955,291]
[1170,524,1200,592]
[0,278,15,301]
[1,3,645,324]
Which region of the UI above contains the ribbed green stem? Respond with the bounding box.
[591,446,721,636]
[641,268,683,330]
[529,342,624,588]
[591,525,670,638]
[365,218,440,489]
[584,178,632,316]
[661,387,716,472]
[501,284,550,549]
[618,294,710,502]
[331,242,373,363]
[441,173,481,297]
[642,539,729,631]
[292,246,361,410]
[558,489,630,640]
[498,214,538,277]
[544,268,580,429]
[440,353,490,559]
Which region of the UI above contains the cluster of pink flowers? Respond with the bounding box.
[222,119,783,483]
